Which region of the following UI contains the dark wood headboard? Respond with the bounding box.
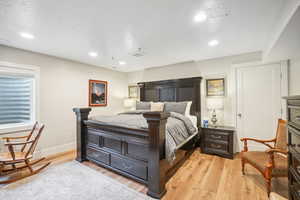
[137,77,202,126]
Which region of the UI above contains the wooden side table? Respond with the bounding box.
[201,126,235,159]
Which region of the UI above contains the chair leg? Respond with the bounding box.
[0,163,3,175]
[11,164,16,170]
[265,162,273,197]
[2,158,46,173]
[0,159,51,184]
[241,158,245,175]
[25,160,33,173]
[265,177,271,197]
[0,162,50,184]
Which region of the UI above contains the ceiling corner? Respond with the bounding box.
[263,0,300,60]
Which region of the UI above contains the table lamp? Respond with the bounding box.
[124,98,136,111]
[206,98,224,127]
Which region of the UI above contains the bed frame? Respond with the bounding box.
[73,77,202,199]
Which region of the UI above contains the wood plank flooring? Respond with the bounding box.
[1,149,288,200]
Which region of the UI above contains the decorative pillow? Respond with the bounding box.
[164,102,188,115]
[185,101,192,116]
[150,102,164,112]
[136,101,151,110]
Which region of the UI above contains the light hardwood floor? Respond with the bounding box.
[1,149,288,200]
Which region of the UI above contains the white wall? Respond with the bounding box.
[289,57,300,95]
[127,52,262,127]
[0,45,128,157]
[0,44,297,156]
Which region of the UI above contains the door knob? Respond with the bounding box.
[238,113,242,118]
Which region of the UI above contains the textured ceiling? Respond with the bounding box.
[0,0,289,71]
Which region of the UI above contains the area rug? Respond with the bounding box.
[0,161,153,200]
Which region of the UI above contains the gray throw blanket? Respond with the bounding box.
[90,111,197,161]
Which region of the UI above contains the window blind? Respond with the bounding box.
[0,76,33,125]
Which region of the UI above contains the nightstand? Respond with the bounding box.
[201,126,235,159]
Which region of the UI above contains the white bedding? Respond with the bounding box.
[186,115,198,131]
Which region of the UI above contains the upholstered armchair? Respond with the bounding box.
[240,119,288,196]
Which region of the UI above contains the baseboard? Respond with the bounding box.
[34,142,76,158]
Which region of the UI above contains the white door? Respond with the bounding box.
[236,63,283,151]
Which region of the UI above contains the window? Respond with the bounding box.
[0,62,39,133]
[0,76,33,125]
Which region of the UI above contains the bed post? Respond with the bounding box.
[143,111,170,199]
[73,108,91,162]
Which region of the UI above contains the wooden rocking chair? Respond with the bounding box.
[0,122,51,184]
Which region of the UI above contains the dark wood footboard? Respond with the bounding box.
[73,108,170,199]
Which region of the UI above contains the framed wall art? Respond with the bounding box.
[89,80,107,106]
[206,78,225,97]
[128,85,139,98]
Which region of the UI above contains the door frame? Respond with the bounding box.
[231,61,288,152]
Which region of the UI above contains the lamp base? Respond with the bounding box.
[210,109,218,127]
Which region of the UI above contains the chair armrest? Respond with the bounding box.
[265,149,288,171]
[240,138,276,152]
[2,136,28,142]
[4,140,34,161]
[4,140,34,146]
[266,148,288,155]
[240,138,276,143]
[3,136,28,139]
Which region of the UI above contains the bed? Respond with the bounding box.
[73,77,202,199]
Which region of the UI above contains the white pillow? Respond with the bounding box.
[185,101,192,116]
[151,102,164,112]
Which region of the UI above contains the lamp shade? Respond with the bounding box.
[124,98,135,108]
[206,98,224,110]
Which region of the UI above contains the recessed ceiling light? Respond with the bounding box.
[194,11,207,23]
[88,52,98,57]
[19,32,35,39]
[208,40,219,47]
[119,61,126,65]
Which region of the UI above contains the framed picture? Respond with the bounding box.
[128,85,139,98]
[89,80,107,106]
[206,78,225,97]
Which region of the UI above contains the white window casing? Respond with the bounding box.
[0,62,40,134]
